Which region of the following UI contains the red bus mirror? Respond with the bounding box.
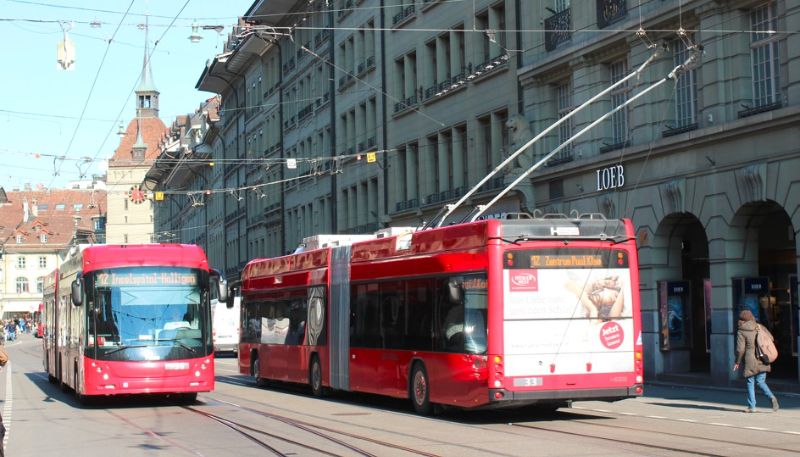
[71,279,83,306]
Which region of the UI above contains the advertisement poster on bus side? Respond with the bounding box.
[502,268,634,376]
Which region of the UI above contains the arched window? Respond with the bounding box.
[16,277,29,294]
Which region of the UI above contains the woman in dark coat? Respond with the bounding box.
[733,309,779,413]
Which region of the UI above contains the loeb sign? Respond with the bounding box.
[596,164,625,191]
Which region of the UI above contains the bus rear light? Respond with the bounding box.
[586,362,592,372]
[189,381,200,387]
[195,371,201,377]
[201,364,207,370]
[96,367,102,373]
[636,375,643,383]
[549,363,556,373]
[472,356,487,369]
[635,351,643,361]
[102,374,109,381]
[493,356,503,364]
[635,385,643,394]
[104,385,116,390]
[494,380,502,388]
[494,391,504,399]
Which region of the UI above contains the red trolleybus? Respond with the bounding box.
[238,216,643,414]
[43,244,227,401]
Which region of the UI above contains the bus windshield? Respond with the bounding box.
[85,266,210,361]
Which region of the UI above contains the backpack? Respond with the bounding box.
[755,324,778,364]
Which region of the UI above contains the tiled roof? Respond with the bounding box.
[0,188,107,252]
[109,116,168,164]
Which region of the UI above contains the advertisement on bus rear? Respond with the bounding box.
[502,249,634,378]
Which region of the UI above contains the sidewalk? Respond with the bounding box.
[650,371,800,397]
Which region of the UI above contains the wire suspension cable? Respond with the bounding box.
[466,46,703,223]
[427,46,663,229]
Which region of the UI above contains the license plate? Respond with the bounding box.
[513,377,543,387]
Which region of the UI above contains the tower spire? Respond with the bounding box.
[136,15,159,118]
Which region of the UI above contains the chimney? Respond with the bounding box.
[24,182,31,191]
[23,197,30,223]
[32,199,38,217]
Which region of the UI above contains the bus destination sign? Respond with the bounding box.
[96,271,198,287]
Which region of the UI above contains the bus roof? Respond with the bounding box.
[242,217,633,281]
[69,244,210,274]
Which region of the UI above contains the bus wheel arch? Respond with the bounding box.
[409,360,432,415]
[309,353,325,397]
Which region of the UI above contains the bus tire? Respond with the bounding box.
[74,366,87,404]
[251,352,266,387]
[309,355,325,397]
[410,362,432,415]
[58,356,69,392]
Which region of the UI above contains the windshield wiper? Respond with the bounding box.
[103,344,150,355]
[156,338,197,353]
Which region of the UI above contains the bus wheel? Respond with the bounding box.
[410,363,432,415]
[251,354,266,387]
[309,355,325,397]
[74,367,87,404]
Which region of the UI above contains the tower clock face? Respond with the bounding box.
[128,185,147,204]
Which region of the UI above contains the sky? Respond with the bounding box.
[0,0,255,190]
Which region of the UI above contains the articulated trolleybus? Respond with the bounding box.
[239,215,642,413]
[43,244,227,401]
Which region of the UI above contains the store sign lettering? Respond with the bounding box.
[596,165,625,191]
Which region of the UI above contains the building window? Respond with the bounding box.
[553,80,574,164]
[36,277,44,294]
[673,38,698,130]
[750,2,780,108]
[17,256,26,269]
[16,277,29,294]
[39,256,47,269]
[40,234,48,243]
[607,58,629,149]
[15,234,23,244]
[56,204,66,210]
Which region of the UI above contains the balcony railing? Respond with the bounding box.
[596,0,627,29]
[544,7,572,51]
[738,100,782,118]
[392,5,416,26]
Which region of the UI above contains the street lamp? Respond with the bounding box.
[188,22,226,43]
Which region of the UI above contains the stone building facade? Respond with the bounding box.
[150,0,800,386]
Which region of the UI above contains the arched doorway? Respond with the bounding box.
[753,202,798,379]
[654,213,710,372]
[731,201,798,379]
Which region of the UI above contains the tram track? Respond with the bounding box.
[185,399,442,457]
[510,418,800,456]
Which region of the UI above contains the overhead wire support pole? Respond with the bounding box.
[466,45,703,223]
[425,46,664,229]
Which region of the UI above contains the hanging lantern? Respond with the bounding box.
[189,21,203,43]
[57,25,76,71]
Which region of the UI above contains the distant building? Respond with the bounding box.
[106,24,166,244]
[0,187,106,317]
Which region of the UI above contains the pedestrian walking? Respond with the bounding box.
[733,309,779,413]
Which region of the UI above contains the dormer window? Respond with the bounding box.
[15,234,23,244]
[133,149,145,161]
[40,234,48,243]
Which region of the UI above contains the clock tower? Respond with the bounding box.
[105,17,167,244]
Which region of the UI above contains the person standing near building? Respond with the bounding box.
[733,309,779,413]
